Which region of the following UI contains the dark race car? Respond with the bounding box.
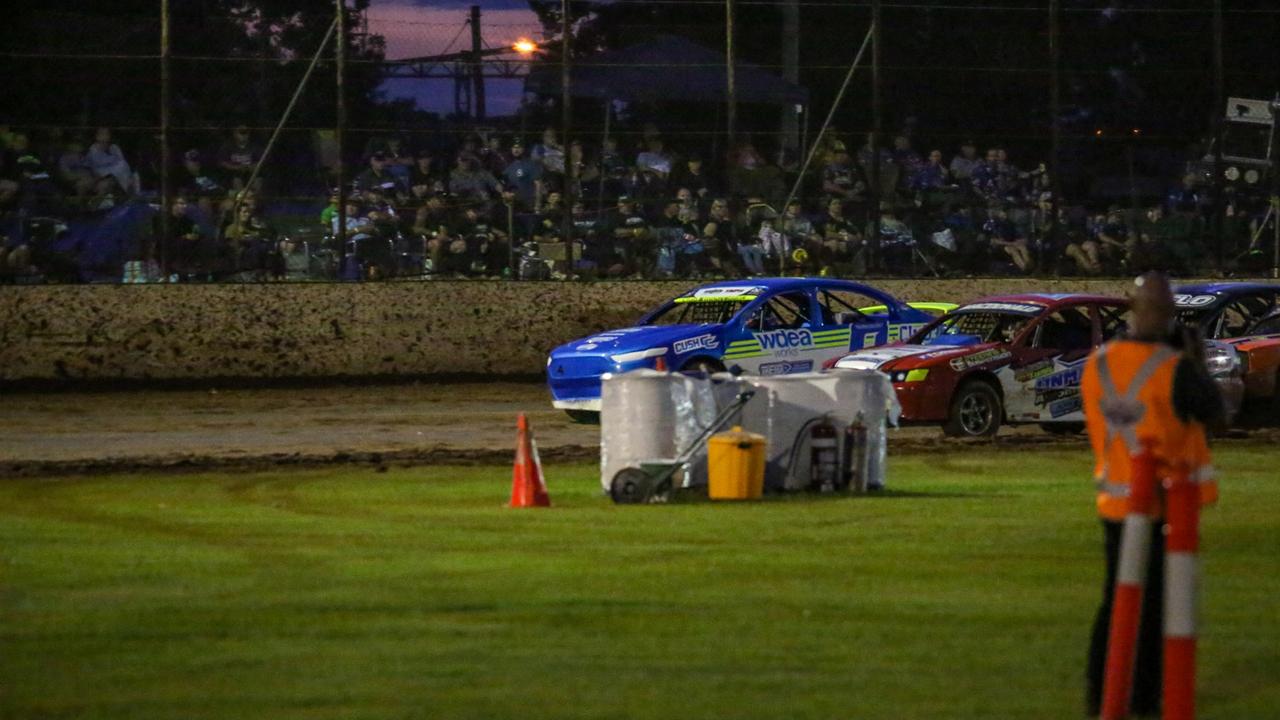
[1176,282,1280,416]
[832,293,1244,437]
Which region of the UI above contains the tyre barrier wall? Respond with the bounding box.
[0,278,1242,385]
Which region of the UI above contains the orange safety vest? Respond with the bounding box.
[1082,339,1218,521]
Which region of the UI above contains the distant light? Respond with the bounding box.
[1094,129,1103,137]
[1131,128,1141,135]
[513,38,538,55]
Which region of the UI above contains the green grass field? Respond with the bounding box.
[2,447,1277,719]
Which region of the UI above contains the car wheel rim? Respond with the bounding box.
[959,393,992,435]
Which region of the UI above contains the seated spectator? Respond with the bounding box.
[891,135,924,192]
[531,127,566,181]
[532,190,566,243]
[409,149,446,201]
[448,153,502,205]
[598,195,653,275]
[159,195,211,280]
[599,136,630,199]
[981,204,1033,273]
[726,142,785,205]
[479,134,510,177]
[700,197,741,274]
[412,192,452,244]
[636,137,673,180]
[877,205,917,274]
[55,137,95,205]
[567,140,600,200]
[450,203,510,277]
[177,149,225,217]
[217,125,261,193]
[651,197,707,278]
[354,152,409,206]
[502,139,543,213]
[674,186,703,225]
[949,140,980,184]
[86,127,136,202]
[1166,173,1205,215]
[778,199,819,273]
[669,154,715,202]
[821,142,862,201]
[1090,208,1133,273]
[222,201,278,278]
[815,198,865,275]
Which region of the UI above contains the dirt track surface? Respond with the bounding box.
[2,382,1274,477]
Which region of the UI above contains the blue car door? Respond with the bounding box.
[721,289,826,374]
[814,288,888,355]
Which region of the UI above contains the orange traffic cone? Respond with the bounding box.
[654,356,668,371]
[509,413,551,507]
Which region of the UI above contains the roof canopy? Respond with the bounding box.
[525,35,808,106]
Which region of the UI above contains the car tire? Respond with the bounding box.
[943,380,1002,437]
[681,357,725,375]
[1039,422,1084,435]
[565,410,600,424]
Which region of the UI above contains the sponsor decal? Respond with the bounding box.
[1173,293,1217,308]
[1049,395,1083,418]
[886,323,924,342]
[1014,360,1054,382]
[759,360,814,375]
[691,285,764,298]
[754,328,813,350]
[673,333,719,355]
[1036,387,1079,407]
[1034,364,1084,390]
[958,302,1044,315]
[949,348,1012,371]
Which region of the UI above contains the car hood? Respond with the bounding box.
[834,342,1001,370]
[550,324,722,357]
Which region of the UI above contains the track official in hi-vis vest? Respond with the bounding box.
[1081,272,1223,718]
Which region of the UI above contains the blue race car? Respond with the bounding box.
[547,277,934,417]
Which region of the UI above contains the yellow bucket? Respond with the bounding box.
[707,426,766,500]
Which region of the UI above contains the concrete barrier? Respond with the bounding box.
[0,278,1191,385]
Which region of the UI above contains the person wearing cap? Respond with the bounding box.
[502,139,543,213]
[822,141,862,202]
[354,151,409,206]
[1081,272,1222,718]
[409,149,444,201]
[668,153,715,201]
[178,149,225,216]
[598,195,652,276]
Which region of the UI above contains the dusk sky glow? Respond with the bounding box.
[367,0,544,117]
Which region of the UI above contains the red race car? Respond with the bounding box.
[831,294,1245,437]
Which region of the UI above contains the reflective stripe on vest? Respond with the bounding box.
[1094,344,1178,457]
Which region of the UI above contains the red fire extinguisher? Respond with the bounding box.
[810,417,841,492]
[844,413,870,493]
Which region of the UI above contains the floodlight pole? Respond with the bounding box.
[870,0,883,272]
[726,0,737,152]
[470,5,486,120]
[1212,0,1225,270]
[336,0,348,249]
[1047,0,1060,276]
[560,0,574,272]
[159,0,171,275]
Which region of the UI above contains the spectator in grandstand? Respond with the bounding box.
[816,198,865,275]
[701,197,741,274]
[727,142,785,206]
[566,140,601,201]
[355,152,410,207]
[177,149,225,217]
[478,134,510,178]
[496,137,542,210]
[599,135,630,199]
[532,190,565,242]
[891,135,924,191]
[54,137,95,205]
[821,142,863,202]
[674,186,703,226]
[599,194,653,276]
[86,127,136,202]
[969,147,1001,202]
[778,199,819,273]
[14,155,63,218]
[912,150,950,191]
[1165,172,1206,215]
[669,154,715,203]
[636,136,673,180]
[448,153,502,205]
[453,203,509,277]
[319,188,340,229]
[409,148,446,201]
[650,197,699,278]
[532,127,566,178]
[161,195,211,280]
[949,140,980,184]
[981,203,1034,273]
[1090,208,1133,273]
[222,200,278,279]
[411,192,452,245]
[217,125,261,194]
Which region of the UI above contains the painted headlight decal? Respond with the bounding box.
[611,347,667,364]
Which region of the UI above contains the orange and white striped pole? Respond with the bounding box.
[1101,441,1159,720]
[1163,463,1200,720]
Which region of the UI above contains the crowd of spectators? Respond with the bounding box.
[1,120,1272,283]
